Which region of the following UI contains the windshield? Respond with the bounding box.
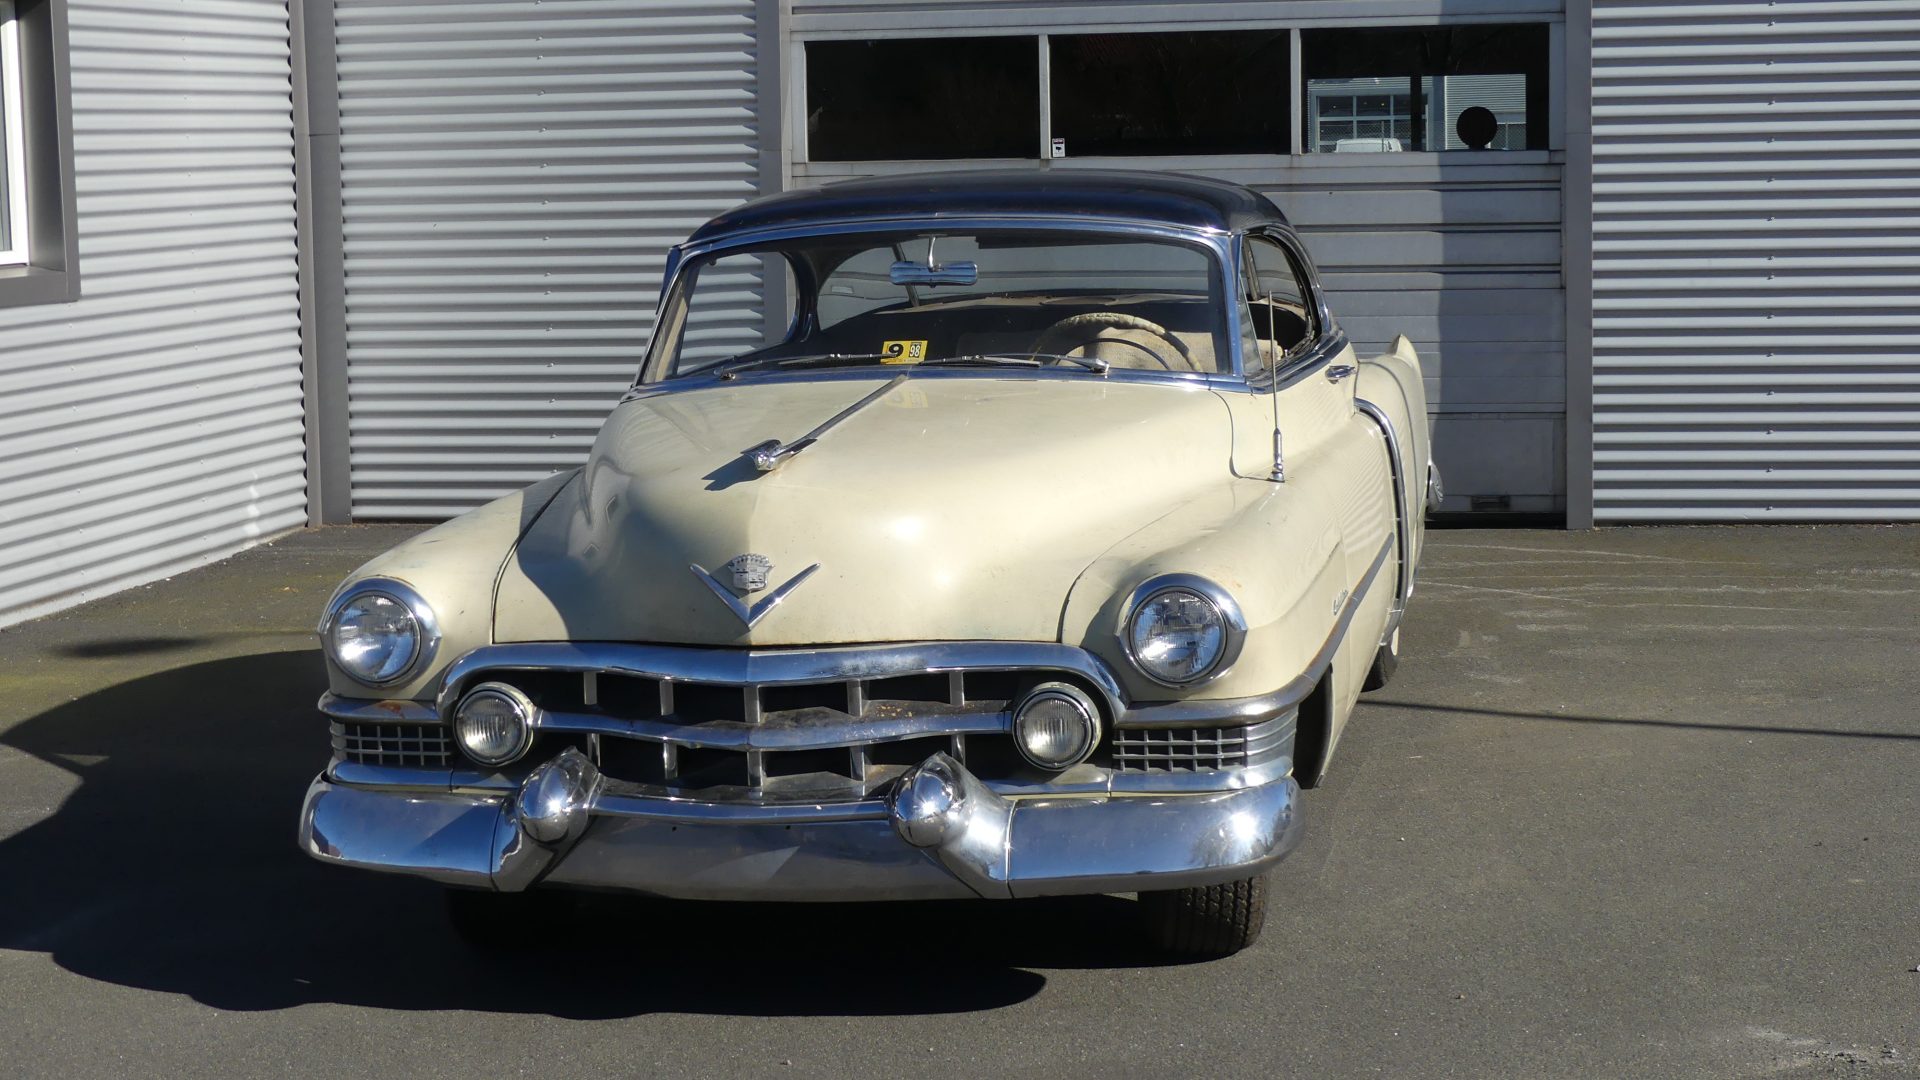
[642,229,1236,381]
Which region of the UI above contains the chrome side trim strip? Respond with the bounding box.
[1354,396,1414,614]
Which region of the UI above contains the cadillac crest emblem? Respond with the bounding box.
[724,553,772,594]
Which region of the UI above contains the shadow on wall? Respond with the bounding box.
[0,650,1175,1017]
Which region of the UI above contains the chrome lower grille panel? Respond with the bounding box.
[1112,715,1291,773]
[331,720,452,768]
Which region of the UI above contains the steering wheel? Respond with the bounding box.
[1029,312,1196,372]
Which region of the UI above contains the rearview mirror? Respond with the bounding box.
[890,260,977,287]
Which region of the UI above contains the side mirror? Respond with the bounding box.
[890,260,977,287]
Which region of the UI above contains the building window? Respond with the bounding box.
[1301,24,1548,152]
[805,37,1039,161]
[797,23,1551,164]
[1,0,29,264]
[0,0,77,307]
[1048,31,1290,157]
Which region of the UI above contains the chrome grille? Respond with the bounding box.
[331,720,452,768]
[1112,715,1291,773]
[461,665,1071,797]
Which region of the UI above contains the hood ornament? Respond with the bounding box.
[690,556,820,629]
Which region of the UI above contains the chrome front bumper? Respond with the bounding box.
[298,749,1303,901]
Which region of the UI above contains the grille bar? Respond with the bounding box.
[331,720,453,768]
[1112,715,1291,773]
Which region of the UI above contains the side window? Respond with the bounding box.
[1244,236,1317,373]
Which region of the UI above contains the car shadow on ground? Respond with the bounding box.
[0,651,1181,1018]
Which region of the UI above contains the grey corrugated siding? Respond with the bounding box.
[334,0,762,520]
[0,0,305,629]
[1591,1,1920,522]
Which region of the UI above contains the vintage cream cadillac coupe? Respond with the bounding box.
[299,171,1434,957]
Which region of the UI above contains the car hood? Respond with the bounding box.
[493,374,1235,645]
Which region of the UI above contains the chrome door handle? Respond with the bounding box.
[1326,364,1356,383]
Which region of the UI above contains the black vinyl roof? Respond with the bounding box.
[687,170,1290,242]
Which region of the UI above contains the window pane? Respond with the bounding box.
[805,38,1038,161]
[666,252,786,374]
[1245,237,1314,369]
[650,230,1233,378]
[1049,31,1290,157]
[1302,25,1548,152]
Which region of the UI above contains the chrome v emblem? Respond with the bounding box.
[688,561,821,629]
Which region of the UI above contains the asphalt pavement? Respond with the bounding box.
[1,523,1916,1078]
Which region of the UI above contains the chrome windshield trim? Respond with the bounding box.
[641,216,1246,384]
[680,214,1232,256]
[626,365,1245,401]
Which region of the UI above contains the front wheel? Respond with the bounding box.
[1362,624,1400,691]
[1140,873,1269,958]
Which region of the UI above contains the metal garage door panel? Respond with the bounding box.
[0,0,305,628]
[335,0,762,519]
[1592,1,1920,521]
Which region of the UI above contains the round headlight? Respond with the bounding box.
[1012,682,1101,770]
[1122,576,1245,687]
[454,683,535,767]
[328,590,422,685]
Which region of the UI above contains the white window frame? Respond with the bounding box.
[0,0,30,266]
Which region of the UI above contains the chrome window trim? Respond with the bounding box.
[1115,572,1250,688]
[317,577,442,688]
[1239,225,1346,394]
[638,215,1247,385]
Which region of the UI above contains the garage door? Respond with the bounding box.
[333,0,764,519]
[1591,1,1920,521]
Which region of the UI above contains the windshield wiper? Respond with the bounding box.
[920,352,1110,374]
[711,352,901,380]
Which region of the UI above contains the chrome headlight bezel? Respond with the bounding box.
[319,577,441,687]
[1011,681,1103,770]
[1117,573,1248,688]
[452,681,537,767]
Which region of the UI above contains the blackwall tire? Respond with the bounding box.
[1141,873,1270,958]
[1363,624,1400,691]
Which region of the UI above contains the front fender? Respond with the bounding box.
[1060,477,1351,704]
[320,469,580,701]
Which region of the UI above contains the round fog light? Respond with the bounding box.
[454,683,535,767]
[1012,682,1101,770]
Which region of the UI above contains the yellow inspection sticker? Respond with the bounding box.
[880,340,929,364]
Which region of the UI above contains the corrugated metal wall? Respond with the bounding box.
[0,0,305,629]
[333,0,762,519]
[790,0,1567,513]
[1591,1,1920,521]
